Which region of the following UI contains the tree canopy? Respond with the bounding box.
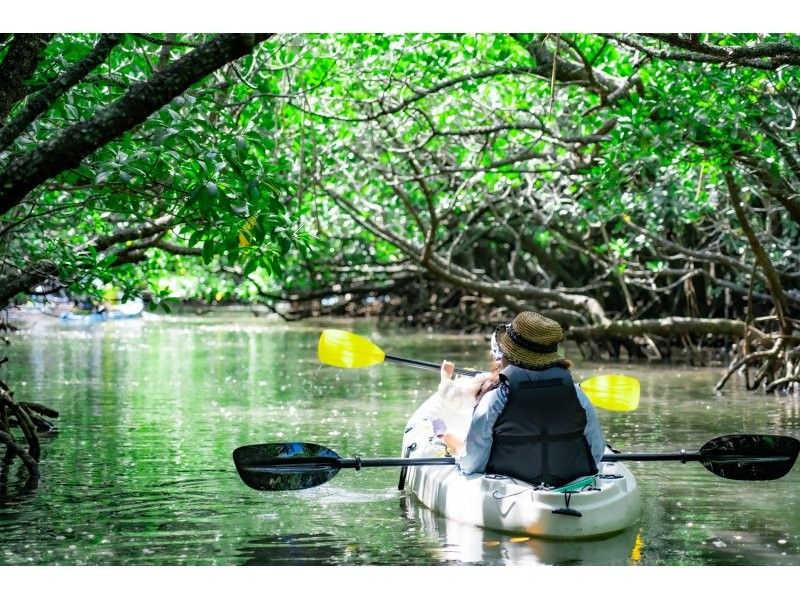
[2,32,799,392]
[0,33,307,310]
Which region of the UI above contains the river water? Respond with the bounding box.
[1,314,798,566]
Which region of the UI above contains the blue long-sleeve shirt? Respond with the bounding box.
[456,372,606,477]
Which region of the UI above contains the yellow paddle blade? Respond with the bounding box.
[318,329,386,369]
[580,374,640,412]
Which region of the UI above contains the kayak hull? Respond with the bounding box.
[400,494,643,564]
[401,394,642,539]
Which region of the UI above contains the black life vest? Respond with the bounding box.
[485,364,598,487]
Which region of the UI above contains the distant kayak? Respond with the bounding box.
[401,391,642,539]
[59,299,144,321]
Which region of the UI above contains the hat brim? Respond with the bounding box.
[495,325,564,369]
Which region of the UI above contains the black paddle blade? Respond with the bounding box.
[233,442,342,491]
[699,434,800,481]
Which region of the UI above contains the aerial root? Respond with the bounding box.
[0,385,58,485]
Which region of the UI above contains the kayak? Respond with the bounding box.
[56,299,145,322]
[400,389,642,540]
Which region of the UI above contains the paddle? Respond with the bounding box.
[317,328,640,411]
[233,434,800,491]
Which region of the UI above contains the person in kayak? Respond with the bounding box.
[433,338,504,454]
[402,358,491,458]
[454,311,606,488]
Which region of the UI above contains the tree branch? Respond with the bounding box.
[0,33,271,217]
[725,171,794,336]
[623,215,764,278]
[0,34,122,153]
[0,34,53,120]
[85,215,177,252]
[570,316,768,342]
[510,33,639,106]
[644,34,800,69]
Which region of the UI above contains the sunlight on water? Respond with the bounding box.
[1,314,798,565]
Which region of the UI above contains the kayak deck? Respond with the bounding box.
[401,394,642,539]
[402,453,641,539]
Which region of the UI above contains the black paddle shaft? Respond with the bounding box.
[384,354,481,377]
[244,456,456,472]
[602,452,789,463]
[341,456,455,468]
[252,452,790,469]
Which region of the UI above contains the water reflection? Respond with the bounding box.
[237,532,345,565]
[0,461,39,501]
[399,494,641,565]
[699,530,796,566]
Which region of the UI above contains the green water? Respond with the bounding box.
[1,315,798,565]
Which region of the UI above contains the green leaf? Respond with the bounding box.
[201,239,216,265]
[188,230,205,247]
[242,256,260,277]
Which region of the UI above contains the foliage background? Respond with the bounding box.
[1,33,799,389]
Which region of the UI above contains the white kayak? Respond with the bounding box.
[400,386,642,540]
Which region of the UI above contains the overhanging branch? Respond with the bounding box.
[0,33,271,217]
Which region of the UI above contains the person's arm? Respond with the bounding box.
[455,385,508,475]
[430,419,465,454]
[437,360,455,396]
[440,431,464,454]
[575,384,607,465]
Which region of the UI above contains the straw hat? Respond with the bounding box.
[494,312,565,369]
